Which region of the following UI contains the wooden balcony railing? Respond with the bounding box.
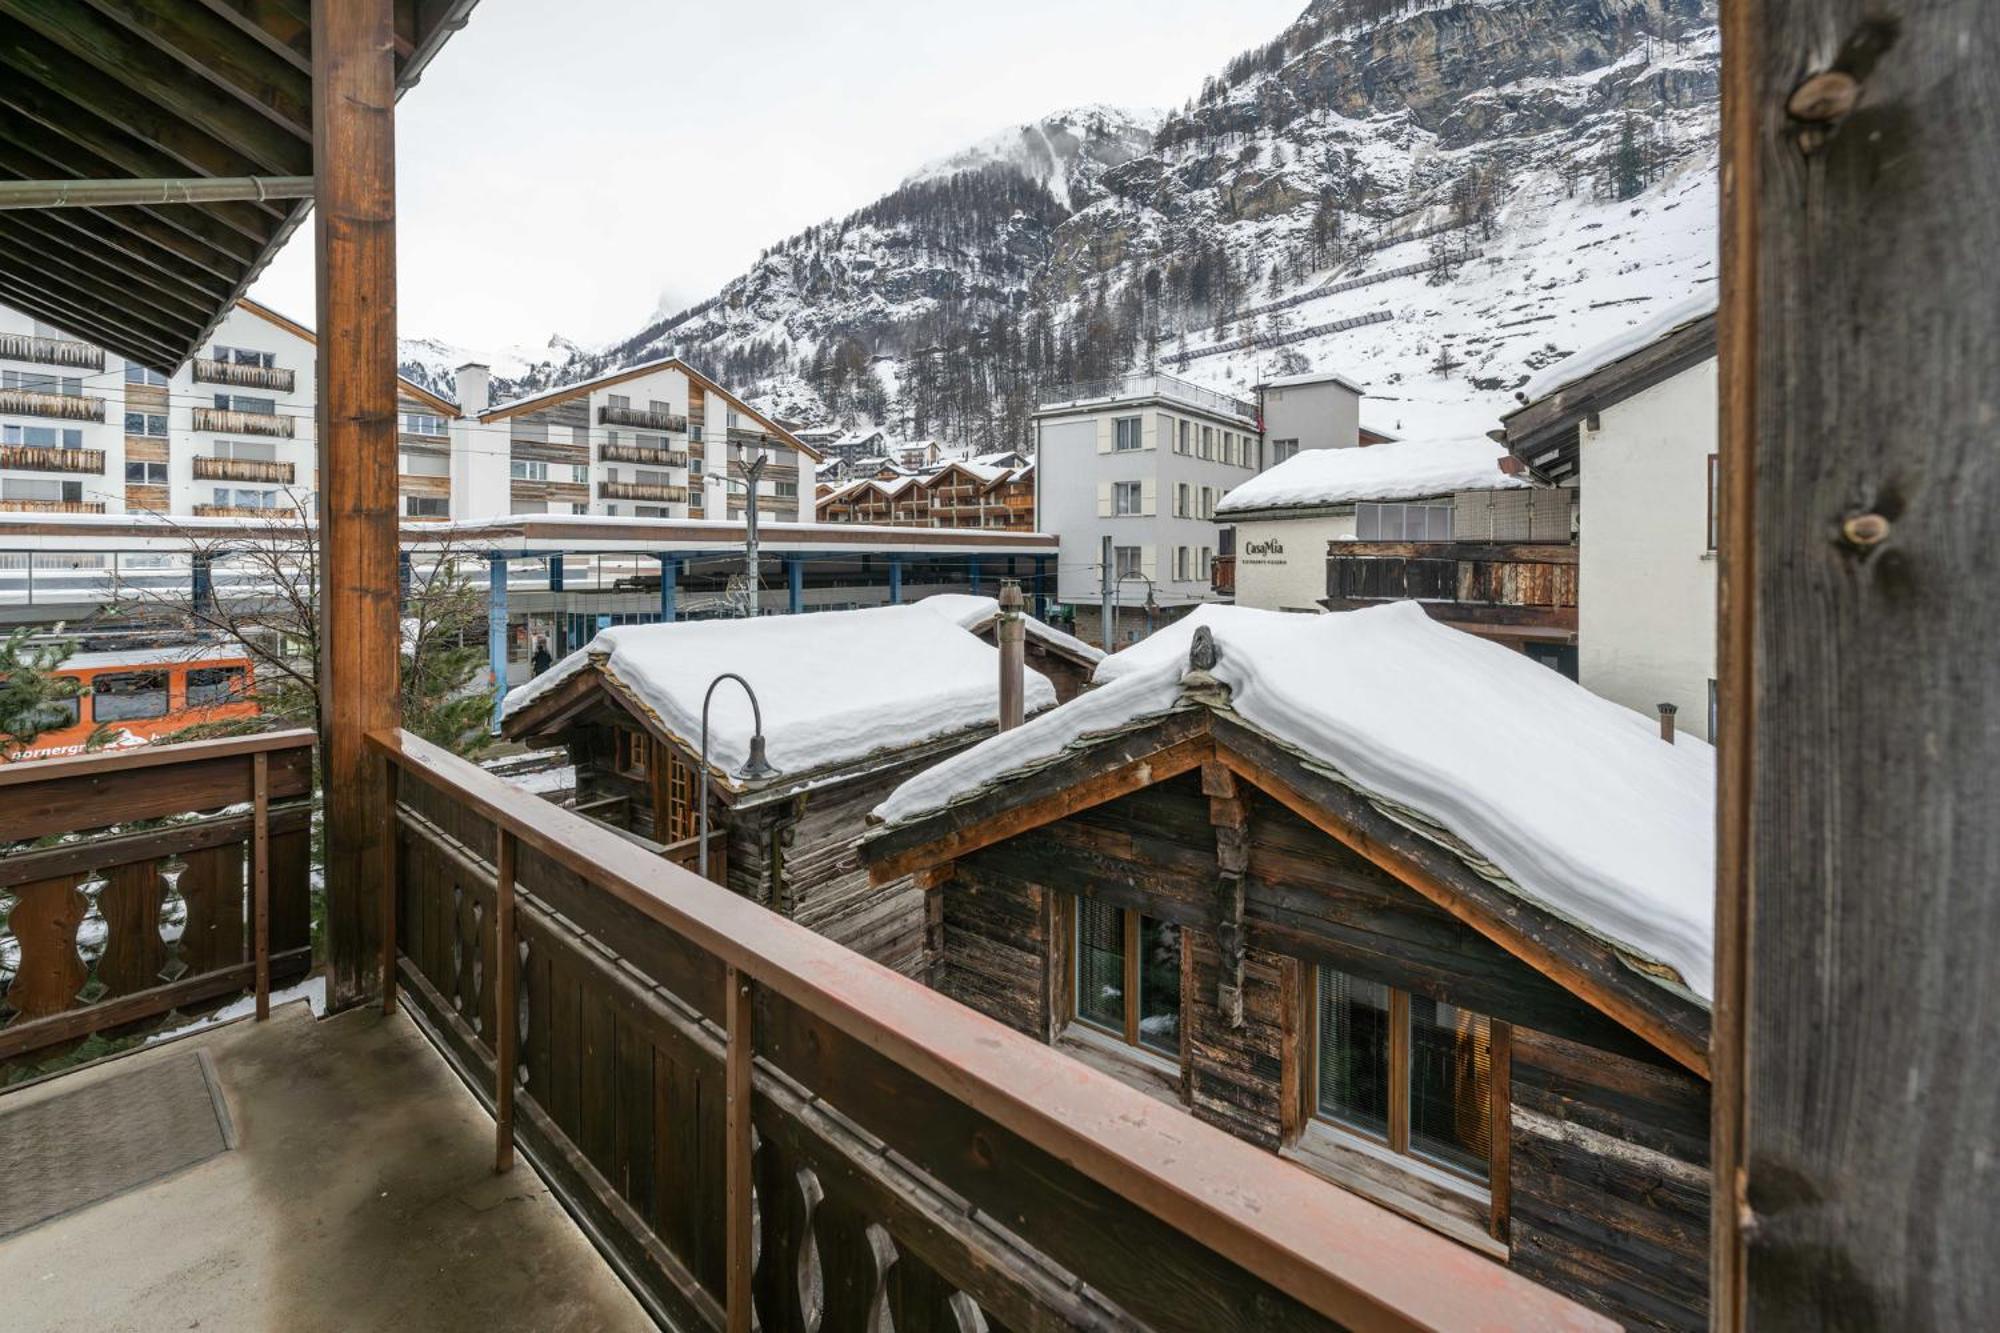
[0,388,105,422]
[599,404,688,433]
[0,732,315,1064]
[192,406,295,438]
[0,331,104,371]
[192,357,297,393]
[598,480,688,503]
[0,445,104,474]
[193,504,290,518]
[1212,553,1236,596]
[1324,541,1578,631]
[600,443,689,467]
[0,499,104,513]
[194,455,296,484]
[370,729,1606,1333]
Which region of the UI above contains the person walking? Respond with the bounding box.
[530,635,553,677]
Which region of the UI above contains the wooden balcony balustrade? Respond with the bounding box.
[194,455,296,484]
[0,332,104,371]
[599,442,689,467]
[369,729,1605,1333]
[599,405,688,433]
[0,732,315,1064]
[0,445,104,474]
[0,499,104,513]
[193,504,292,518]
[1323,540,1578,630]
[0,388,105,422]
[192,406,295,438]
[598,480,688,503]
[192,357,297,393]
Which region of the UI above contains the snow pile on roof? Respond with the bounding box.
[1215,438,1529,515]
[877,603,1715,1001]
[917,593,1106,664]
[1520,289,1718,403]
[502,603,1057,783]
[1258,368,1366,394]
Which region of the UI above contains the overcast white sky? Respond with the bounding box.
[249,0,1304,356]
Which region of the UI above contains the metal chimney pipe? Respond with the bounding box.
[1658,702,1678,743]
[998,580,1026,732]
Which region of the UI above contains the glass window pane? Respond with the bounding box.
[1408,994,1491,1179]
[1137,915,1181,1055]
[1356,503,1378,540]
[187,667,245,708]
[1075,898,1126,1033]
[92,671,168,722]
[1317,966,1390,1138]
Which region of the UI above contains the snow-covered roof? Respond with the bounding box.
[1215,438,1529,516]
[1519,290,1719,404]
[875,603,1715,1002]
[918,593,1107,666]
[502,603,1057,789]
[1258,368,1366,394]
[60,640,254,672]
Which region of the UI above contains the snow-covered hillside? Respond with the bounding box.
[904,106,1161,209]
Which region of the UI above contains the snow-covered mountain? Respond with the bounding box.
[397,331,595,404]
[405,0,1720,449]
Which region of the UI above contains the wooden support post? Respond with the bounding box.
[724,966,754,1333]
[1716,1,2000,1325]
[379,758,398,1016]
[251,751,269,1021]
[494,828,517,1174]
[313,0,401,1010]
[1204,760,1248,1026]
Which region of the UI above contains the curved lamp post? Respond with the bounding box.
[699,671,776,879]
[1115,571,1160,638]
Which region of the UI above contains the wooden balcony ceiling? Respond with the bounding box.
[0,0,478,372]
[0,1001,646,1329]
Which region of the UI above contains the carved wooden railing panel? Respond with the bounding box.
[193,456,296,484]
[0,445,104,474]
[374,730,1607,1333]
[0,389,104,422]
[0,331,104,371]
[191,406,295,437]
[192,357,297,393]
[0,732,316,1063]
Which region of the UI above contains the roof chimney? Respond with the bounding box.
[455,362,491,415]
[1658,702,1678,743]
[997,581,1026,732]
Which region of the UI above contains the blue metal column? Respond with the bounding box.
[488,556,509,730]
[969,557,981,595]
[787,556,804,614]
[396,551,411,603]
[191,553,214,618]
[659,555,678,622]
[548,554,565,592]
[1033,555,1050,620]
[887,555,903,605]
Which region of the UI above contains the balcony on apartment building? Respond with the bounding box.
[597,404,687,432]
[193,455,296,484]
[0,498,105,513]
[0,444,105,474]
[192,406,295,438]
[599,441,689,467]
[598,479,688,503]
[1322,540,1579,633]
[0,330,105,371]
[0,387,106,423]
[1043,371,1259,424]
[192,355,297,394]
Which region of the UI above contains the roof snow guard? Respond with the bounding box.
[0,0,481,372]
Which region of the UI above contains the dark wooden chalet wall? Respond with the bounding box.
[939,772,1710,1328]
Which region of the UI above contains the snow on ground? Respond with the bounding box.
[1216,436,1527,515]
[145,972,328,1046]
[876,603,1715,1002]
[503,604,1057,784]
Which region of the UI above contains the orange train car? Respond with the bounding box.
[9,643,261,761]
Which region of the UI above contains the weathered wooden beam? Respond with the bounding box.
[1714,1,2000,1326]
[74,0,314,138]
[0,269,191,366]
[0,212,213,328]
[187,0,311,75]
[0,187,239,309]
[313,0,401,1009]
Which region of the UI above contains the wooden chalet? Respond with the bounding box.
[863,604,1715,1329]
[499,602,1059,974]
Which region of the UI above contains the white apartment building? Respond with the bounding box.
[1034,370,1364,644]
[1504,296,1719,738]
[0,298,460,521]
[455,357,820,522]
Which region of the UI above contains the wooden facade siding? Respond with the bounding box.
[123,437,168,462]
[125,484,169,510]
[399,472,450,499]
[510,479,589,506]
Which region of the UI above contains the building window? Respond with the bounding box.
[614,727,648,779]
[1356,502,1454,541]
[1199,426,1213,460]
[1,478,83,502]
[1073,897,1181,1057]
[124,412,169,438]
[1273,438,1301,464]
[92,671,169,722]
[1199,546,1213,578]
[3,370,83,395]
[124,364,168,387]
[1113,481,1142,516]
[1706,453,1720,551]
[125,461,168,485]
[4,425,84,448]
[212,487,276,509]
[400,451,449,477]
[1199,487,1215,520]
[214,439,276,462]
[1175,546,1191,581]
[690,424,704,443]
[1175,482,1190,517]
[572,464,590,484]
[211,344,275,368]
[1113,545,1142,579]
[401,411,446,437]
[212,393,277,415]
[648,399,672,416]
[1309,965,1495,1182]
[511,460,549,482]
[405,496,449,517]
[1113,416,1143,451]
[774,481,798,499]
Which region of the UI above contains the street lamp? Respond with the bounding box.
[1115,571,1160,639]
[698,671,775,879]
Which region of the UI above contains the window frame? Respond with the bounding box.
[1066,895,1184,1063]
[1706,452,1720,551]
[1113,480,1143,516]
[1112,415,1143,452]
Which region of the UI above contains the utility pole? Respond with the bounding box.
[1100,533,1115,653]
[741,445,767,618]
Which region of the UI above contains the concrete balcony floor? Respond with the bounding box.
[0,1000,649,1332]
